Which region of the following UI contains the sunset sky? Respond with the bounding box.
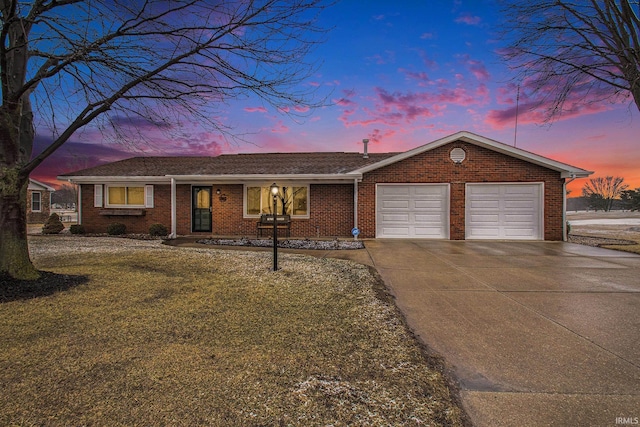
[33,0,640,196]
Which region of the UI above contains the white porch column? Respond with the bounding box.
[170,178,177,238]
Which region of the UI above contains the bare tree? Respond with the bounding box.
[51,183,77,209]
[582,176,629,211]
[499,0,640,121]
[1,0,330,280]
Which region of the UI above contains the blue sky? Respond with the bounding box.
[34,0,640,195]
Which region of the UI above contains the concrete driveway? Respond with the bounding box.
[364,240,640,427]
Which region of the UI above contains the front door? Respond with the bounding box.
[192,186,212,232]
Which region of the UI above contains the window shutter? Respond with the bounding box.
[145,185,154,208]
[94,185,103,207]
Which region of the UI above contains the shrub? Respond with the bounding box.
[107,222,127,235]
[149,223,169,237]
[69,224,85,234]
[42,213,65,234]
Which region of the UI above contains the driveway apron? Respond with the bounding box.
[365,240,640,427]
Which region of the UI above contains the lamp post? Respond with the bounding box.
[270,182,279,271]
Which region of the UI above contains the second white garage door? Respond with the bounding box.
[466,183,542,240]
[376,184,449,238]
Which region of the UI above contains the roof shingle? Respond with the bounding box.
[60,152,398,177]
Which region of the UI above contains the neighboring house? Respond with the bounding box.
[59,131,592,240]
[27,179,56,223]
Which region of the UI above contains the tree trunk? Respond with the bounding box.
[0,173,40,280]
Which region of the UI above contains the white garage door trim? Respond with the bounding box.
[466,183,543,240]
[376,184,449,239]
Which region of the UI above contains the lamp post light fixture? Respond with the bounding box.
[270,182,279,271]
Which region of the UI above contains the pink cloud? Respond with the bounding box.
[367,50,396,65]
[455,14,481,25]
[486,75,617,129]
[399,68,430,84]
[338,81,490,130]
[459,55,490,81]
[485,100,609,129]
[244,106,267,113]
[420,32,434,40]
[294,105,310,113]
[270,121,289,133]
[367,128,397,145]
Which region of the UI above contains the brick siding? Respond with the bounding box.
[27,189,52,224]
[79,141,566,240]
[357,141,565,240]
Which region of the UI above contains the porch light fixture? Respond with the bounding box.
[270,182,279,271]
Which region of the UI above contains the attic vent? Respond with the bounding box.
[450,147,466,164]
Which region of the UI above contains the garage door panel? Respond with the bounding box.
[469,200,500,209]
[381,227,410,236]
[382,200,410,209]
[504,200,535,209]
[381,214,410,222]
[414,227,446,236]
[466,184,542,240]
[504,214,535,222]
[504,228,536,238]
[414,200,444,209]
[380,186,410,195]
[414,213,443,222]
[377,184,448,238]
[470,214,500,222]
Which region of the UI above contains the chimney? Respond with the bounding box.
[362,139,369,159]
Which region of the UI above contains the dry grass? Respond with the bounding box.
[568,212,640,254]
[0,236,465,426]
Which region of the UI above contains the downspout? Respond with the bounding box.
[170,178,177,239]
[353,178,359,232]
[563,174,577,241]
[77,183,82,225]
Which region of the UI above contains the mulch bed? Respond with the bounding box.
[196,238,365,250]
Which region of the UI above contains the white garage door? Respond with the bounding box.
[376,184,449,238]
[466,183,542,240]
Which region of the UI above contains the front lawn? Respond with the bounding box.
[0,237,466,426]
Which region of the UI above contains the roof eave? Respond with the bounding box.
[28,178,56,191]
[350,130,594,177]
[59,176,171,184]
[61,173,363,184]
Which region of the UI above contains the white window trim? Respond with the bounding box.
[31,191,42,212]
[104,184,150,208]
[243,183,310,219]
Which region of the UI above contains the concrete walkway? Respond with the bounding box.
[364,240,640,427]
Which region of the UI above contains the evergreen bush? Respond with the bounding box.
[149,223,168,237]
[69,224,85,234]
[42,213,65,234]
[107,222,127,235]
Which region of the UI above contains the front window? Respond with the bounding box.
[107,186,145,207]
[32,192,42,212]
[245,185,308,217]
